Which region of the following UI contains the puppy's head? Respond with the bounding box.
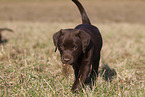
[53,29,90,64]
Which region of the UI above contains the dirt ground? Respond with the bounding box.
[0,0,145,24]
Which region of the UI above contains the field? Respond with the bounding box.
[0,0,145,96]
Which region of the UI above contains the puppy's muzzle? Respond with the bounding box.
[62,55,73,64]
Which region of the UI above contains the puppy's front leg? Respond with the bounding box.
[71,63,91,92]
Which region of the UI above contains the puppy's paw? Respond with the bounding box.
[71,87,79,93]
[71,83,80,93]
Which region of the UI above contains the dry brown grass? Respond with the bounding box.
[0,21,144,96]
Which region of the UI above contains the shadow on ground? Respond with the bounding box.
[99,64,117,82]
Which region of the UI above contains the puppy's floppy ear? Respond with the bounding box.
[53,29,62,52]
[77,30,91,53]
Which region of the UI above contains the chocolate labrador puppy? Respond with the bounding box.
[53,0,102,92]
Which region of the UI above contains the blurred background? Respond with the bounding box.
[0,0,145,24]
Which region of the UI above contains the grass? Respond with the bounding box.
[0,21,144,96]
[0,0,145,96]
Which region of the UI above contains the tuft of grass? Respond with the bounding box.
[0,21,145,96]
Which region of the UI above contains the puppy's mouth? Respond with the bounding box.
[61,60,73,65]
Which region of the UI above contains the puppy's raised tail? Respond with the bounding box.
[0,28,13,32]
[72,0,91,24]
